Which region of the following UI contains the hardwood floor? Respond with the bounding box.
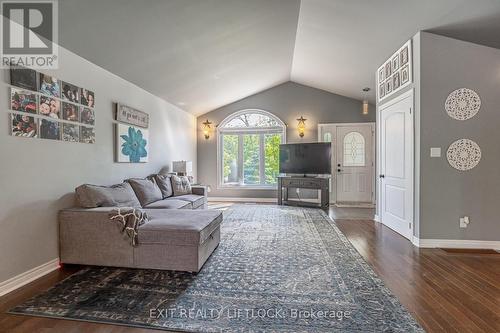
[1,203,498,332]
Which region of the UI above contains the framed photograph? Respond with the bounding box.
[80,107,95,126]
[393,72,401,90]
[400,45,409,66]
[39,95,60,119]
[39,73,60,97]
[80,126,95,144]
[62,123,80,142]
[11,114,38,138]
[385,79,393,94]
[62,102,80,122]
[116,123,148,163]
[391,54,400,72]
[379,84,385,99]
[10,67,37,91]
[377,39,412,101]
[115,103,149,128]
[384,62,392,78]
[378,68,385,83]
[40,119,61,140]
[81,88,95,108]
[11,88,37,114]
[61,81,80,103]
[401,65,410,84]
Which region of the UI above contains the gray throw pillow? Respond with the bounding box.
[126,178,163,207]
[75,183,141,208]
[171,175,192,196]
[154,174,173,198]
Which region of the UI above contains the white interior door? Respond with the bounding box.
[380,93,413,240]
[336,125,374,204]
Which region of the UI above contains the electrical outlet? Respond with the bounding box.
[459,216,470,228]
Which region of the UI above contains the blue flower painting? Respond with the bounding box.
[117,124,149,163]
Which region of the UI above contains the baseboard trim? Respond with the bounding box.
[414,239,499,250]
[374,214,381,222]
[0,258,60,297]
[208,197,277,203]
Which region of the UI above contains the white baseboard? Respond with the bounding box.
[0,258,60,297]
[208,197,277,203]
[414,239,499,250]
[374,214,381,222]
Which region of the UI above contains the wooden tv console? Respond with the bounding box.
[277,175,330,209]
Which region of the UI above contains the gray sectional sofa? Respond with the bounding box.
[59,174,222,272]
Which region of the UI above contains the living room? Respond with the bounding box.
[1,1,499,332]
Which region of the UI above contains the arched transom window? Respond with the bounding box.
[218,110,285,188]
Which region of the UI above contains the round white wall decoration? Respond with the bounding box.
[445,88,481,120]
[446,139,481,171]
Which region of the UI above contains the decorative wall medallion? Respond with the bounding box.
[447,139,481,171]
[445,88,481,120]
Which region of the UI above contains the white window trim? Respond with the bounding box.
[217,109,286,190]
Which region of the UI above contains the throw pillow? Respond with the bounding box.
[153,174,173,198]
[126,178,163,207]
[75,183,141,208]
[171,175,192,196]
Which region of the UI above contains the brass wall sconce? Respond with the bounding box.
[297,116,306,138]
[202,119,212,139]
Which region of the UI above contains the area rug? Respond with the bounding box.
[10,205,423,332]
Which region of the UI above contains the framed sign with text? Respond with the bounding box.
[115,103,149,128]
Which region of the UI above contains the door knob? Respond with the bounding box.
[379,174,385,178]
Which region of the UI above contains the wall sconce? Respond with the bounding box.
[202,119,212,139]
[362,87,370,115]
[297,116,306,138]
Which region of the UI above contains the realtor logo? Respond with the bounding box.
[1,0,58,68]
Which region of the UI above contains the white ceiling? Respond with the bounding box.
[59,0,500,115]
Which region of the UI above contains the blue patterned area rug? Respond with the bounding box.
[10,205,424,332]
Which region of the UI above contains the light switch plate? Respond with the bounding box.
[430,147,441,157]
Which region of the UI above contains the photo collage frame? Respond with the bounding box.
[8,67,96,143]
[377,40,412,102]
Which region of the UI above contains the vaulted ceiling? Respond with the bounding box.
[59,0,500,115]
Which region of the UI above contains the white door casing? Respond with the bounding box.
[379,91,414,240]
[336,125,374,203]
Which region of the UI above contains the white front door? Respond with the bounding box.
[336,125,374,204]
[379,93,413,240]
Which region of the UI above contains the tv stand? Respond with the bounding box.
[277,175,330,209]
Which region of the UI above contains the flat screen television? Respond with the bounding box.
[279,142,332,175]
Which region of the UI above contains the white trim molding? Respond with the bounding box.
[208,197,277,203]
[413,238,499,250]
[0,258,60,297]
[374,214,381,223]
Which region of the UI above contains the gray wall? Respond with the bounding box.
[0,46,197,284]
[197,81,374,198]
[418,32,500,241]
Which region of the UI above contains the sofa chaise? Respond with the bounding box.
[59,174,222,272]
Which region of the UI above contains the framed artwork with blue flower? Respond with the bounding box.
[116,123,149,163]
